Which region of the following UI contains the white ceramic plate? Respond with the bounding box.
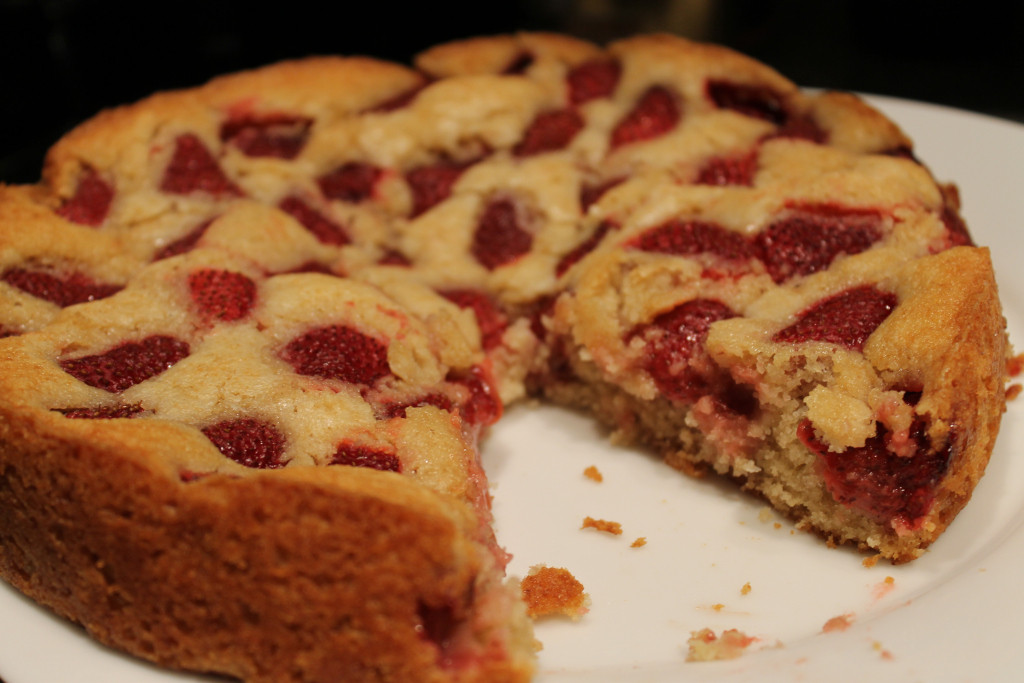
[2,96,1023,683]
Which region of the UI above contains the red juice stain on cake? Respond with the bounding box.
[628,219,756,262]
[330,442,401,472]
[278,196,351,246]
[153,218,215,260]
[56,168,114,226]
[567,59,621,105]
[58,404,144,419]
[219,113,313,159]
[695,151,759,186]
[773,286,897,351]
[471,198,533,270]
[188,269,257,323]
[281,324,392,386]
[406,160,474,218]
[60,335,190,393]
[513,108,584,157]
[160,134,243,197]
[439,289,507,351]
[610,86,681,149]
[798,419,952,525]
[1,268,122,307]
[317,162,383,203]
[632,299,738,403]
[202,418,286,469]
[754,204,883,283]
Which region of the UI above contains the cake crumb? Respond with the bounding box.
[1007,383,1021,401]
[862,553,881,568]
[583,465,603,482]
[1007,352,1024,377]
[631,536,647,547]
[740,582,751,595]
[582,516,622,535]
[821,613,855,633]
[686,628,756,661]
[757,506,772,523]
[520,565,590,620]
[711,603,725,612]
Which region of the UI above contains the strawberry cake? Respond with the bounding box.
[0,32,1009,683]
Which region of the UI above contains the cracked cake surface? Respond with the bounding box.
[0,31,1009,683]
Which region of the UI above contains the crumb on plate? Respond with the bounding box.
[582,516,622,535]
[520,565,590,620]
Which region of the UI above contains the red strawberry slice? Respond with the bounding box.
[556,220,616,276]
[754,205,883,283]
[160,134,243,197]
[610,86,681,149]
[631,299,737,403]
[2,268,122,307]
[153,218,215,261]
[60,335,190,393]
[502,51,534,74]
[281,324,391,386]
[941,205,974,247]
[219,113,313,159]
[367,80,431,113]
[773,285,897,351]
[440,288,507,351]
[188,269,257,323]
[579,177,624,212]
[202,418,286,469]
[377,249,412,267]
[58,403,143,419]
[378,392,455,419]
[471,198,533,270]
[318,162,382,203]
[798,418,951,524]
[567,59,621,105]
[628,219,756,262]
[706,80,788,125]
[279,196,351,246]
[695,151,759,186]
[406,160,473,218]
[767,114,827,144]
[513,108,584,157]
[58,404,144,419]
[330,442,401,472]
[448,365,502,426]
[56,167,114,226]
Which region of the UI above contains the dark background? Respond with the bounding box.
[2,0,1022,184]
